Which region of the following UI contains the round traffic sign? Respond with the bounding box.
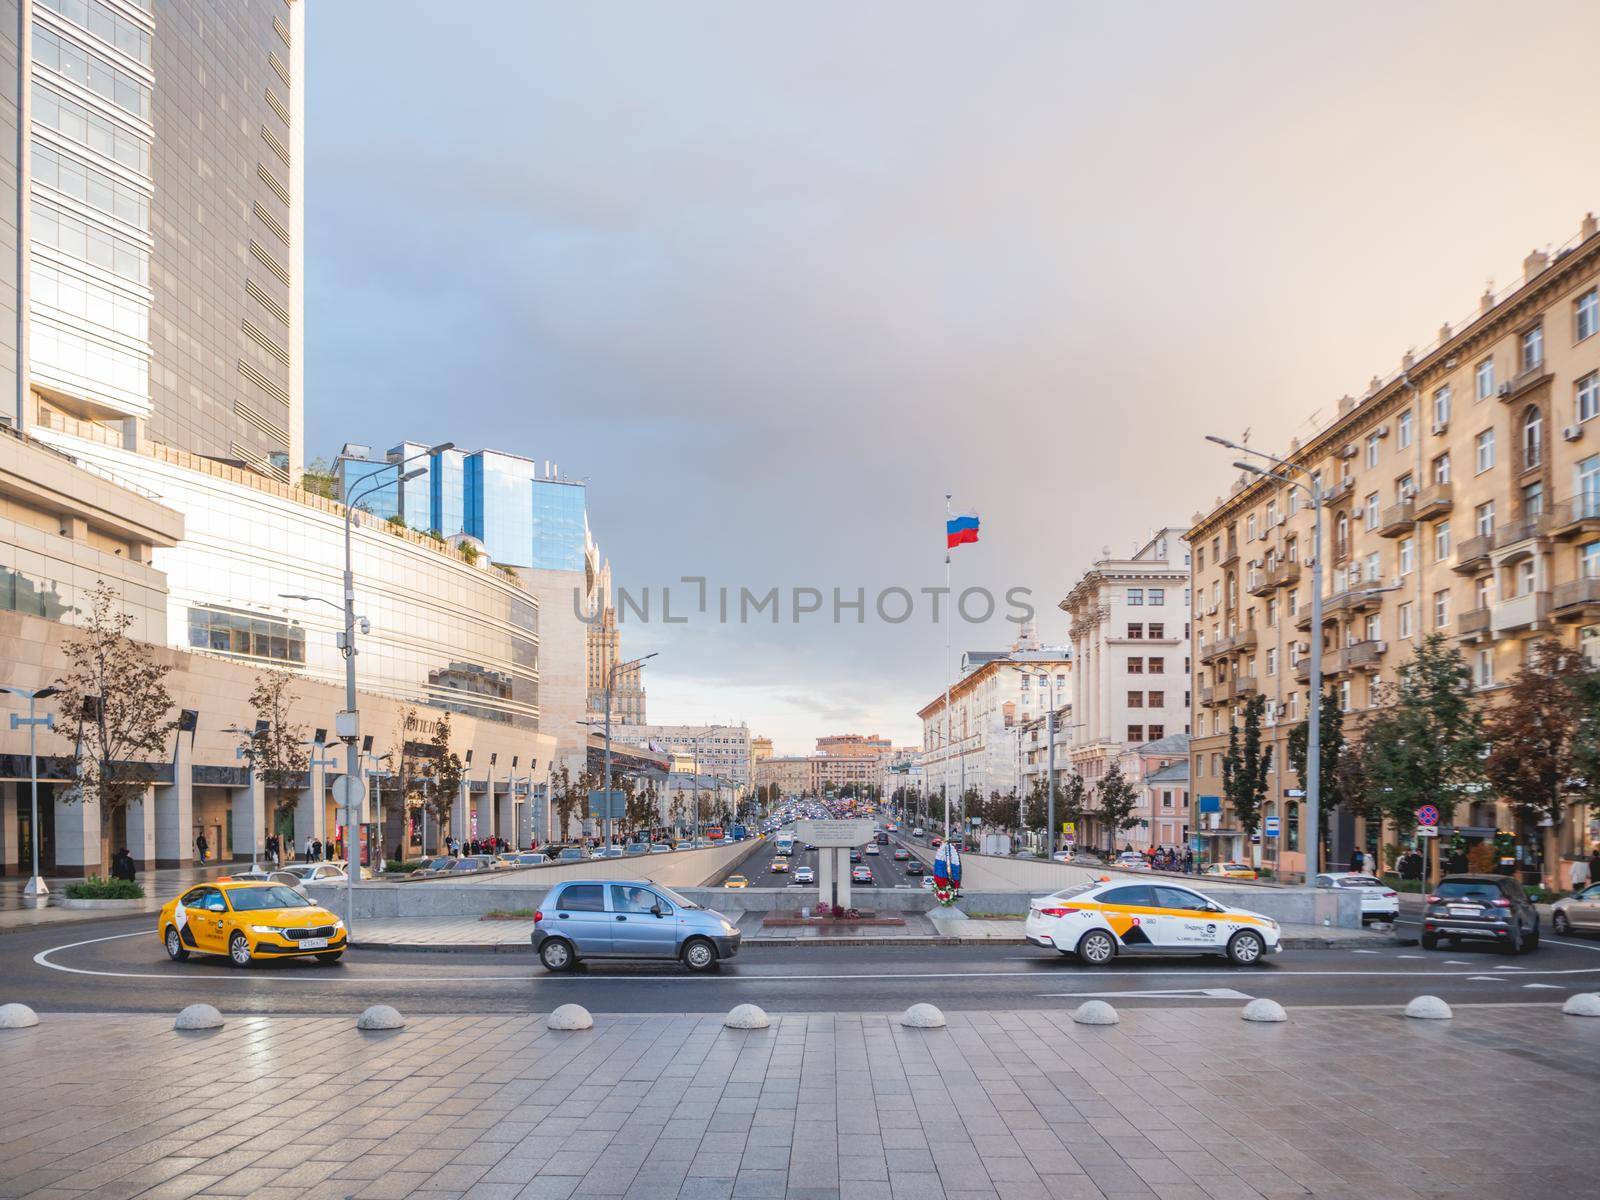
[1415,804,1439,826]
[332,773,366,811]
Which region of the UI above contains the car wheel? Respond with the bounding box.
[314,951,343,965]
[164,925,189,962]
[1501,929,1523,956]
[228,932,253,967]
[539,938,576,972]
[1420,933,1438,951]
[1076,929,1117,966]
[682,937,718,973]
[1226,930,1265,966]
[1524,924,1540,952]
[1554,912,1572,936]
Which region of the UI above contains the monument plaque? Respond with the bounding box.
[794,819,875,847]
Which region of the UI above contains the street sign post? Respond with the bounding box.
[1415,804,1440,827]
[1417,825,1438,838]
[1263,816,1280,838]
[587,789,626,820]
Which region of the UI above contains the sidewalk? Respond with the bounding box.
[0,1004,1593,1199]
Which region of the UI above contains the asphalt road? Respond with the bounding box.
[717,833,927,891]
[12,913,1600,1016]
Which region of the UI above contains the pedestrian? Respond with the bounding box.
[195,831,208,863]
[1571,855,1592,894]
[1183,849,1194,874]
[1589,848,1600,888]
[303,834,313,862]
[1350,847,1365,874]
[110,847,136,883]
[312,837,322,861]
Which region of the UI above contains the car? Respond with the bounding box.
[851,866,874,885]
[930,836,943,849]
[770,856,790,873]
[590,847,626,860]
[648,844,672,854]
[1553,883,1600,935]
[1422,874,1540,953]
[1054,851,1104,866]
[912,827,925,837]
[1203,862,1259,880]
[532,880,740,973]
[1115,853,1152,871]
[848,849,862,864]
[920,874,936,890]
[892,847,910,861]
[508,852,550,867]
[793,866,815,884]
[1025,880,1281,966]
[904,859,924,876]
[623,843,651,857]
[724,874,749,889]
[864,843,880,855]
[159,880,347,966]
[1313,872,1399,922]
[450,856,495,874]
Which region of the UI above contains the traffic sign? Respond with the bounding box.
[1415,804,1440,826]
[1417,825,1438,838]
[587,789,626,819]
[1263,816,1280,838]
[332,773,366,813]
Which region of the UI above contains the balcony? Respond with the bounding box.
[1413,482,1453,521]
[1378,498,1415,538]
[1218,628,1257,656]
[1250,559,1301,596]
[1457,607,1492,640]
[1491,590,1553,635]
[1247,570,1274,598]
[1493,515,1551,557]
[1337,640,1386,672]
[1232,674,1259,697]
[1322,587,1386,618]
[1453,533,1493,574]
[1498,365,1551,404]
[1549,493,1600,541]
[1323,477,1355,505]
[1218,540,1239,569]
[1553,577,1600,622]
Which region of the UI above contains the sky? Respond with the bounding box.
[306,1,1600,754]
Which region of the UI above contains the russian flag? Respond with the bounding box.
[946,510,980,549]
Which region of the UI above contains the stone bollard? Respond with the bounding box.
[357,1004,405,1030]
[900,1003,945,1028]
[724,1004,769,1029]
[1562,993,1600,1017]
[1241,998,1288,1023]
[1072,1000,1119,1026]
[174,1003,224,1030]
[0,1003,39,1029]
[1404,995,1452,1020]
[547,1003,593,1030]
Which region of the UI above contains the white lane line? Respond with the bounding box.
[1040,987,1254,1001]
[1395,955,1424,960]
[1467,976,1509,982]
[33,933,1600,986]
[1494,965,1528,971]
[1352,950,1381,955]
[1523,983,1564,989]
[1444,960,1470,964]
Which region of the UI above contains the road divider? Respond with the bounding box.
[1241,998,1288,1022]
[1072,1000,1119,1025]
[1405,995,1452,1020]
[1562,993,1600,1016]
[357,1004,404,1030]
[900,1003,945,1028]
[174,1003,223,1030]
[0,1003,38,1028]
[547,1003,592,1030]
[724,1004,769,1029]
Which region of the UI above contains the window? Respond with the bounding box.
[1338,679,1352,711]
[1148,588,1165,606]
[1433,385,1451,428]
[1364,551,1381,583]
[556,884,606,912]
[1475,429,1496,473]
[1127,656,1143,674]
[1127,623,1143,639]
[1286,536,1297,562]
[1266,647,1278,676]
[1100,885,1158,907]
[1474,649,1494,688]
[1584,624,1600,668]
[1364,492,1380,531]
[1433,588,1450,628]
[1148,691,1165,708]
[1398,409,1414,449]
[1521,324,1544,373]
[1580,456,1600,516]
[1475,501,1495,538]
[1581,542,1600,579]
[1365,433,1381,468]
[1336,511,1350,558]
[1127,691,1144,708]
[1523,481,1545,519]
[1127,587,1144,606]
[1475,575,1493,610]
[1432,453,1451,485]
[1148,656,1165,674]
[1522,406,1543,469]
[1434,520,1451,561]
[1398,602,1414,639]
[1579,289,1599,342]
[1126,725,1144,743]
[1399,537,1415,576]
[1147,724,1165,740]
[1246,514,1257,541]
[1579,372,1600,424]
[187,606,306,666]
[1364,613,1381,642]
[1149,622,1165,639]
[1265,597,1278,626]
[1476,357,1495,400]
[1287,588,1299,616]
[1286,692,1299,721]
[1516,558,1538,596]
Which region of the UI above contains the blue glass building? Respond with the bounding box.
[530,478,588,570]
[338,456,401,522]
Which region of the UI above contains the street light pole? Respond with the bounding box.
[5,684,58,903]
[599,652,656,853]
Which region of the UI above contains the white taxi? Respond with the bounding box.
[1025,879,1281,966]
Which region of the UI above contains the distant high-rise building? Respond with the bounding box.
[9,0,305,479]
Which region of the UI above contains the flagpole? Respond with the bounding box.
[944,493,953,843]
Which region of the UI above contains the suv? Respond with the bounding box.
[1422,874,1540,954]
[533,880,741,973]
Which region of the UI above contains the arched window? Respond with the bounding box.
[1286,801,1301,852]
[1522,406,1543,469]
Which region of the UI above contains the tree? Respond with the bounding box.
[242,670,309,831]
[1057,771,1087,832]
[1572,663,1600,817]
[299,456,339,501]
[55,582,176,861]
[1223,694,1272,843]
[1357,635,1486,836]
[1023,779,1048,833]
[1485,640,1597,868]
[426,714,465,847]
[670,788,689,834]
[1095,762,1140,846]
[1287,687,1357,849]
[552,765,580,841]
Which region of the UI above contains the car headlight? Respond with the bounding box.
[721,920,737,934]
[249,925,283,935]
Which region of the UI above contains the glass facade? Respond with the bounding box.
[47,437,543,730]
[466,450,537,566]
[339,456,400,522]
[431,446,466,540]
[530,478,587,571]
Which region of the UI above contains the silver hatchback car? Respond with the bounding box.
[533,879,741,972]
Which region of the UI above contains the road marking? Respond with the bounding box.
[1444,960,1470,964]
[1395,955,1424,960]
[1494,965,1527,971]
[1523,983,1564,989]
[1040,987,1253,1001]
[32,932,1600,986]
[1467,976,1508,982]
[1352,950,1380,954]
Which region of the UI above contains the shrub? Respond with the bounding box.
[65,876,144,900]
[385,860,427,874]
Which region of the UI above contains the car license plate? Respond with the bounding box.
[1448,906,1478,917]
[300,937,328,949]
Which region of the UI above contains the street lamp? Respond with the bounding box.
[1206,434,1325,879]
[282,440,451,933]
[4,684,58,903]
[601,652,656,853]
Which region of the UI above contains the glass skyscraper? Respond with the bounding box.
[530,477,587,570]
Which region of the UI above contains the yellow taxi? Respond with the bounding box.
[1203,862,1260,880]
[159,879,347,967]
[770,856,790,873]
[724,874,750,889]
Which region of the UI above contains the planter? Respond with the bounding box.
[54,896,147,911]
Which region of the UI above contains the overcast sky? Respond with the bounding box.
[306,1,1600,754]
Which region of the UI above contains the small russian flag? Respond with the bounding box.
[946,509,980,549]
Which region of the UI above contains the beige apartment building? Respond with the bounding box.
[1189,213,1600,883]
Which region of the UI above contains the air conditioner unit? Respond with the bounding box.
[1431,421,1448,436]
[1376,423,1390,437]
[1339,443,1358,459]
[1351,504,1365,519]
[1374,641,1388,654]
[1275,513,1287,526]
[1389,576,1403,589]
[1497,381,1513,397]
[1564,425,1583,442]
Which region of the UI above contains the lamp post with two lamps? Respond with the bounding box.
[3,684,58,904]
